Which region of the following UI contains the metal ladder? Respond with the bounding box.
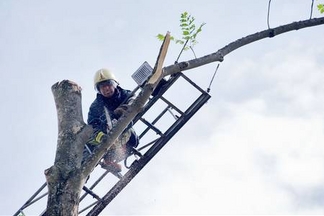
[14,72,211,216]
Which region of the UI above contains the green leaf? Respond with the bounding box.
[181,25,190,31]
[182,31,190,35]
[318,4,324,13]
[156,34,165,41]
[181,12,188,18]
[175,39,185,45]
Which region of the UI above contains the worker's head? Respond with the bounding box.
[94,68,119,98]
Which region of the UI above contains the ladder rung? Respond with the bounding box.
[82,186,102,201]
[140,118,163,135]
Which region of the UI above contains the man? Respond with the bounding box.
[85,68,139,172]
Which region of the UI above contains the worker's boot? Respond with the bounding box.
[101,159,122,173]
[101,150,122,172]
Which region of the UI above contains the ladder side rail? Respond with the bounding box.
[13,182,47,216]
[79,201,99,215]
[184,92,211,115]
[85,92,211,216]
[179,72,207,94]
[22,192,48,209]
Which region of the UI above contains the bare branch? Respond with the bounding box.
[163,17,324,77]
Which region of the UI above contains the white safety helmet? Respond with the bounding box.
[93,68,119,91]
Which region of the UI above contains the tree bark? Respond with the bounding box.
[44,80,92,216]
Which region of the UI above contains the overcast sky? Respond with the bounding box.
[1,0,324,215]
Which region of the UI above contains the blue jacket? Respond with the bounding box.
[87,86,133,133]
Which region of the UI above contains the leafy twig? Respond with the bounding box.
[157,12,205,58]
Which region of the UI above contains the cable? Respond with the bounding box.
[310,0,315,19]
[175,39,189,63]
[267,0,272,29]
[207,63,220,93]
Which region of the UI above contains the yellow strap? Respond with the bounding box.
[95,131,105,143]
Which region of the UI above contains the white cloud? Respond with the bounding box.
[134,93,324,214]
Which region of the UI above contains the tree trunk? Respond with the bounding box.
[44,80,92,216]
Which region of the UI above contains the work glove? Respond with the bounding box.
[87,131,106,146]
[114,104,129,119]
